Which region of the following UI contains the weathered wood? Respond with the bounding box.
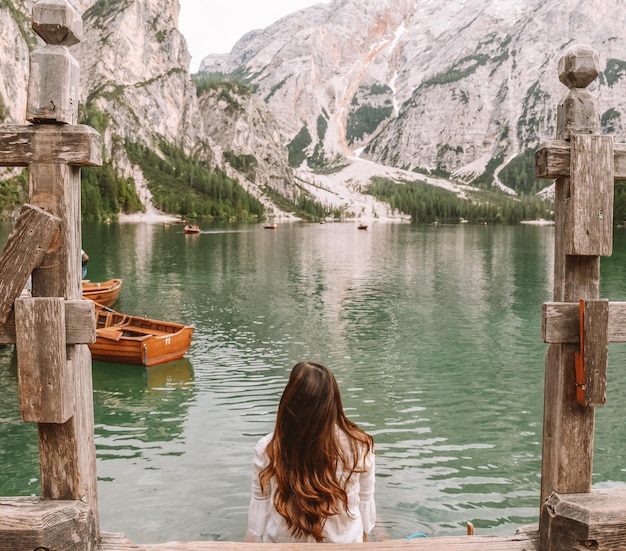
[98,527,540,550]
[15,297,72,423]
[566,135,613,256]
[0,299,95,345]
[27,45,80,124]
[535,141,626,180]
[32,0,83,46]
[0,203,60,323]
[542,301,626,343]
[541,344,594,504]
[0,497,96,551]
[581,299,608,406]
[0,124,101,166]
[0,123,101,166]
[27,0,82,124]
[556,45,600,140]
[38,344,99,519]
[539,44,601,509]
[540,490,626,551]
[30,161,99,527]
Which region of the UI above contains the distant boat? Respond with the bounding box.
[263,223,279,229]
[357,224,368,230]
[89,306,194,367]
[82,278,122,308]
[184,224,200,234]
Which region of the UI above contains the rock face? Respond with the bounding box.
[3,0,626,217]
[203,0,626,193]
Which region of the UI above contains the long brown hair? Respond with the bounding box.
[259,361,373,542]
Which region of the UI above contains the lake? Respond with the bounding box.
[1,220,626,543]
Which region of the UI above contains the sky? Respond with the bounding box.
[179,0,330,72]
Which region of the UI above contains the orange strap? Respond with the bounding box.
[575,299,585,405]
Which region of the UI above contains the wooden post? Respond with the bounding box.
[0,1,101,545]
[26,1,100,532]
[538,45,611,509]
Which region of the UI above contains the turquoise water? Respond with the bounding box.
[1,221,625,543]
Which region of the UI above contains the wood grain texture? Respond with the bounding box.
[0,497,96,551]
[15,297,72,423]
[0,299,95,344]
[536,141,626,180]
[0,124,101,166]
[98,526,540,551]
[566,135,613,256]
[540,490,626,551]
[0,203,60,323]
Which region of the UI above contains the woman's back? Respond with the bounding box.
[246,362,376,543]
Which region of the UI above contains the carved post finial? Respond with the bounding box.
[27,0,81,124]
[556,44,600,140]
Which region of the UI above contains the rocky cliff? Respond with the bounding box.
[3,0,626,219]
[203,0,626,196]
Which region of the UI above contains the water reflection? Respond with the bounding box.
[0,345,40,496]
[2,221,625,544]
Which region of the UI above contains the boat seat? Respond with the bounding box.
[123,327,172,336]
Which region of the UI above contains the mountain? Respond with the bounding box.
[202,0,626,196]
[2,0,626,221]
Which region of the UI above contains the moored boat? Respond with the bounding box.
[89,307,194,367]
[82,278,123,308]
[263,223,279,229]
[357,224,368,230]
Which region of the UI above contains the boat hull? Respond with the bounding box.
[89,310,194,367]
[82,278,123,308]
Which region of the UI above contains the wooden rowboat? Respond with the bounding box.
[184,224,200,234]
[82,278,123,308]
[89,307,194,367]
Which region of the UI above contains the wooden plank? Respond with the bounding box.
[536,141,626,180]
[0,124,101,167]
[0,497,95,551]
[0,299,95,345]
[566,135,613,256]
[98,527,540,550]
[542,301,626,343]
[540,490,626,551]
[15,297,72,423]
[581,299,608,406]
[0,203,61,323]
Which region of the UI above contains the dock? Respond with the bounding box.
[98,526,539,550]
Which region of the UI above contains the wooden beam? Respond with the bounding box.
[0,124,101,167]
[0,203,61,323]
[542,301,626,343]
[0,497,95,551]
[0,299,95,345]
[536,140,626,180]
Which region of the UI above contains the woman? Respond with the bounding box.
[247,361,375,543]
